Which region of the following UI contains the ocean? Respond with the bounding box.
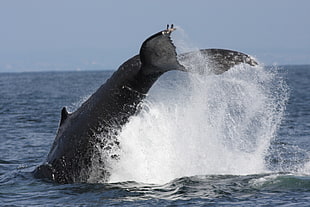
[0,64,309,206]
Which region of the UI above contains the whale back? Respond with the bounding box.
[33,28,182,183]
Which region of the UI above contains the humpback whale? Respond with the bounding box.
[33,25,257,183]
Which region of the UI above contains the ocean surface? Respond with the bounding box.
[1,64,310,206]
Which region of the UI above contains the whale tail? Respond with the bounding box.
[139,25,185,75]
[139,25,257,76]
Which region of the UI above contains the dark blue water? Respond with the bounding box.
[1,65,310,206]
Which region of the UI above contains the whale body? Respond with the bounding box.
[33,26,257,183]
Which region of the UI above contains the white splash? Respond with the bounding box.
[106,29,288,184]
[299,161,310,175]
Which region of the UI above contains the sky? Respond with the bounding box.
[0,0,309,72]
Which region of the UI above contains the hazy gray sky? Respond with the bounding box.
[1,0,309,72]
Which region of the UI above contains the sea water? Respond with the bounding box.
[1,40,310,205]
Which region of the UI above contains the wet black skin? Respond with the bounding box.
[33,27,257,183]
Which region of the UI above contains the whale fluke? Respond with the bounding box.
[177,49,258,75]
[139,25,183,75]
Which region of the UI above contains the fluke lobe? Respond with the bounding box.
[33,25,257,183]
